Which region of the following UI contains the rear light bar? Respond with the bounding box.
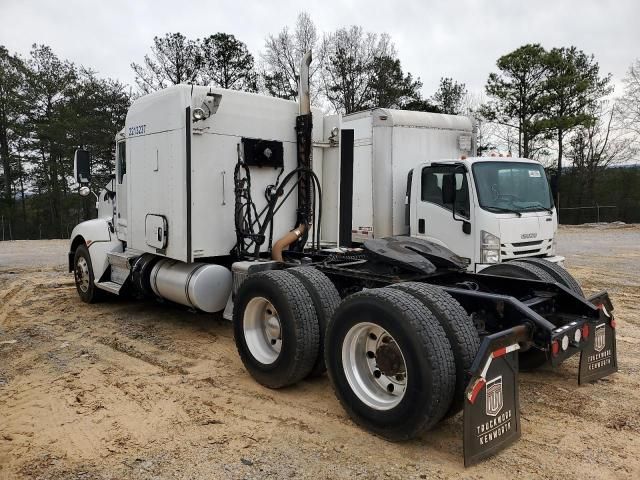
[551,321,588,356]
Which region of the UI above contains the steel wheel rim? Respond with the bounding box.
[342,322,408,410]
[76,256,90,293]
[243,296,282,365]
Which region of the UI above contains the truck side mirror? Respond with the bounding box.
[74,149,91,185]
[442,174,456,204]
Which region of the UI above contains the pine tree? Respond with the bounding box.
[201,33,257,91]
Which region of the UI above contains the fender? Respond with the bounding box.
[68,218,123,281]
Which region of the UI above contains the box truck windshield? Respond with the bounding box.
[472,162,553,213]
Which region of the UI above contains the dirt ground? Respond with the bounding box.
[1,225,639,479]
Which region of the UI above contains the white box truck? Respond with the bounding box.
[319,109,563,271]
[68,53,617,466]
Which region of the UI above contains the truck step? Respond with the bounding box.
[107,250,143,285]
[107,250,141,269]
[95,281,123,295]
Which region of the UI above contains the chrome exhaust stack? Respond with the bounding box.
[285,51,314,253]
[299,51,312,114]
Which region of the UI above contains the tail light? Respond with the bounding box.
[573,328,582,343]
[581,324,590,340]
[611,317,617,329]
[551,339,560,357]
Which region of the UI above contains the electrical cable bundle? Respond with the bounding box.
[232,144,322,260]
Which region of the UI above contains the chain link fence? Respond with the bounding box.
[559,205,618,225]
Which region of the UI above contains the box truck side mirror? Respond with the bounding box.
[442,174,456,204]
[442,172,472,235]
[74,149,91,185]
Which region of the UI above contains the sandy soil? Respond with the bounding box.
[1,226,639,479]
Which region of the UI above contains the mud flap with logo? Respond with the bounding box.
[463,327,526,467]
[579,291,618,384]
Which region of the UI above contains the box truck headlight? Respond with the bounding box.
[481,230,500,264]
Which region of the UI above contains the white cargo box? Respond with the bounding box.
[321,109,474,243]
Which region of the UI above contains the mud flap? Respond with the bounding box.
[579,291,618,384]
[463,327,526,467]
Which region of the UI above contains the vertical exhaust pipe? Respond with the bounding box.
[272,52,314,260]
[299,51,312,115]
[288,51,314,254]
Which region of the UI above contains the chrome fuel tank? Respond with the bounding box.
[150,259,232,313]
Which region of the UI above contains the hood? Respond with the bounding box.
[498,212,554,244]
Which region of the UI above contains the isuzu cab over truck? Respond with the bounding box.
[327,110,563,272]
[69,52,617,466]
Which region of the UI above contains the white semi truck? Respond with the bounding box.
[69,53,617,466]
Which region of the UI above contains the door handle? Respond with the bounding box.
[418,218,425,234]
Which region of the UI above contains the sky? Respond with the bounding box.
[1,0,639,98]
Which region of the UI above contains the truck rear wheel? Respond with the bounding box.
[482,261,555,370]
[389,282,480,417]
[233,270,319,388]
[288,267,341,378]
[324,288,455,440]
[517,258,584,297]
[481,261,555,283]
[73,245,104,303]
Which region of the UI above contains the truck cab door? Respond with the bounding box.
[115,140,128,241]
[413,165,475,265]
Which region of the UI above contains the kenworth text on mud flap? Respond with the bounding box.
[68,52,618,466]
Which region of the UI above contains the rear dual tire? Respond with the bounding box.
[482,259,585,370]
[288,267,341,377]
[389,282,480,417]
[517,258,584,297]
[324,288,456,440]
[233,270,320,389]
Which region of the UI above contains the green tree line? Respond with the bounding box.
[0,45,129,239]
[1,12,639,239]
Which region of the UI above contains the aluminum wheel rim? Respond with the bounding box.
[342,322,408,410]
[243,296,282,365]
[76,256,90,293]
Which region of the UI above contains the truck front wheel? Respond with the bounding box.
[73,244,103,303]
[324,288,455,441]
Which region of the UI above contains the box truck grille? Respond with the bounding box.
[500,239,552,260]
[510,248,541,256]
[509,240,543,247]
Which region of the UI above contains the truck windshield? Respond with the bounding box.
[472,162,553,213]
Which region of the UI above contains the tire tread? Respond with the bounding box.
[326,288,456,439]
[288,267,341,377]
[518,258,584,296]
[233,270,319,388]
[390,282,480,416]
